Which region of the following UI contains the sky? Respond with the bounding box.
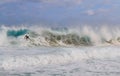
[0,0,120,26]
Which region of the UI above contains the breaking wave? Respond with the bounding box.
[0,25,120,47]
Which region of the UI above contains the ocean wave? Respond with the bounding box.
[0,25,120,47]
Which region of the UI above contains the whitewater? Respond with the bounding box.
[0,25,120,76]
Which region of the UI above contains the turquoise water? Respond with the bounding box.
[7,29,28,38]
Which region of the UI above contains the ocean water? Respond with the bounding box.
[0,25,120,76]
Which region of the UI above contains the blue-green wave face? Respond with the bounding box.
[7,29,28,38]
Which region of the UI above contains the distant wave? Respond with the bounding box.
[0,25,120,47]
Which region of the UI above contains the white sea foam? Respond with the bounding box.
[0,46,120,70]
